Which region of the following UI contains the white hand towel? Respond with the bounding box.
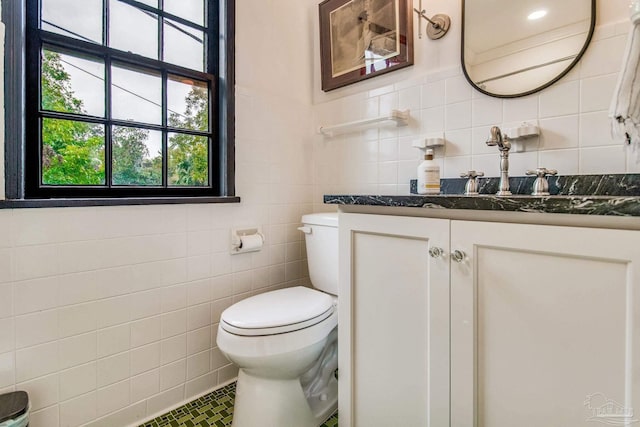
[609,4,640,153]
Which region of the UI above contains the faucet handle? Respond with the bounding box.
[525,167,558,196]
[460,170,484,179]
[460,170,484,195]
[526,167,558,178]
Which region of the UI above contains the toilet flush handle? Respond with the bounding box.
[298,226,312,234]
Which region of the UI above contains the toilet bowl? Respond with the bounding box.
[217,213,339,427]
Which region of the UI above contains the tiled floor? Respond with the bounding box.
[140,382,338,427]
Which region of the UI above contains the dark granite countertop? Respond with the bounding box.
[324,174,640,217]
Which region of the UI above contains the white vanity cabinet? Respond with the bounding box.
[338,213,451,427]
[338,212,640,427]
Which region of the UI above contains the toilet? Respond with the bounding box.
[216,213,339,427]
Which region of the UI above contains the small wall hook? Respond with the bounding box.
[414,0,450,40]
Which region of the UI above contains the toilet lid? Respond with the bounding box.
[220,287,334,336]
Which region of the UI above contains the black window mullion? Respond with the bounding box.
[206,0,217,191]
[25,2,42,195]
[105,53,113,188]
[103,0,109,46]
[158,0,164,62]
[161,69,168,188]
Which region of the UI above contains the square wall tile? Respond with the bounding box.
[161,284,187,313]
[0,352,14,388]
[148,385,184,415]
[17,373,58,411]
[580,146,627,174]
[30,406,59,427]
[187,326,211,356]
[58,272,97,307]
[580,35,626,78]
[445,76,472,104]
[187,303,211,331]
[580,111,617,147]
[508,151,539,177]
[97,379,130,417]
[0,211,12,248]
[97,325,130,359]
[539,116,579,150]
[12,245,59,281]
[581,74,617,113]
[160,360,186,392]
[130,342,160,376]
[398,86,421,111]
[59,391,97,427]
[445,102,472,131]
[59,362,96,401]
[97,353,129,388]
[186,350,210,380]
[0,250,10,284]
[15,310,58,349]
[443,156,472,179]
[160,334,187,365]
[539,149,580,176]
[0,284,12,319]
[421,107,445,133]
[129,289,162,321]
[421,80,445,109]
[539,80,580,118]
[130,369,160,402]
[11,209,62,246]
[444,129,472,157]
[16,341,59,383]
[59,302,97,339]
[59,332,96,370]
[503,95,539,123]
[472,96,503,127]
[13,277,59,315]
[185,372,215,399]
[130,316,161,348]
[187,279,212,307]
[472,154,501,177]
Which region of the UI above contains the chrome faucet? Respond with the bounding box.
[485,126,512,196]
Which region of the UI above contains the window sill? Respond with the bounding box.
[0,196,241,209]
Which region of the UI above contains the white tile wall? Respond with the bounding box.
[312,9,634,203]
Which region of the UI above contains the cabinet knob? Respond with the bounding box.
[451,250,466,263]
[429,247,444,258]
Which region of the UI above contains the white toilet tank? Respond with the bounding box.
[301,213,338,296]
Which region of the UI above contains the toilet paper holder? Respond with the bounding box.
[231,227,265,254]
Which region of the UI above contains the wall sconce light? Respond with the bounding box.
[413,0,451,40]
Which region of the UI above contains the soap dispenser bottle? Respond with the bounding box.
[417,149,440,194]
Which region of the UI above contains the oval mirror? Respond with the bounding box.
[462,0,596,98]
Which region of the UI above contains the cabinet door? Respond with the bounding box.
[339,213,450,427]
[451,221,640,427]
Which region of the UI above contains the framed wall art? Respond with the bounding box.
[319,0,414,91]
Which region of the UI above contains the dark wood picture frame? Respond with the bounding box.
[319,0,414,92]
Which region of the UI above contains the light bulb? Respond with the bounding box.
[527,10,547,20]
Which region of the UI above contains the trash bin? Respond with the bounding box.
[0,391,29,427]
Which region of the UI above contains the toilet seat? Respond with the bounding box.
[220,286,334,337]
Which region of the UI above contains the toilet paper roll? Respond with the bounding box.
[239,234,264,251]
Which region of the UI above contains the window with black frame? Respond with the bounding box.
[23,0,233,199]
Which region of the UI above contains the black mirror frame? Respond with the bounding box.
[461,0,597,99]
